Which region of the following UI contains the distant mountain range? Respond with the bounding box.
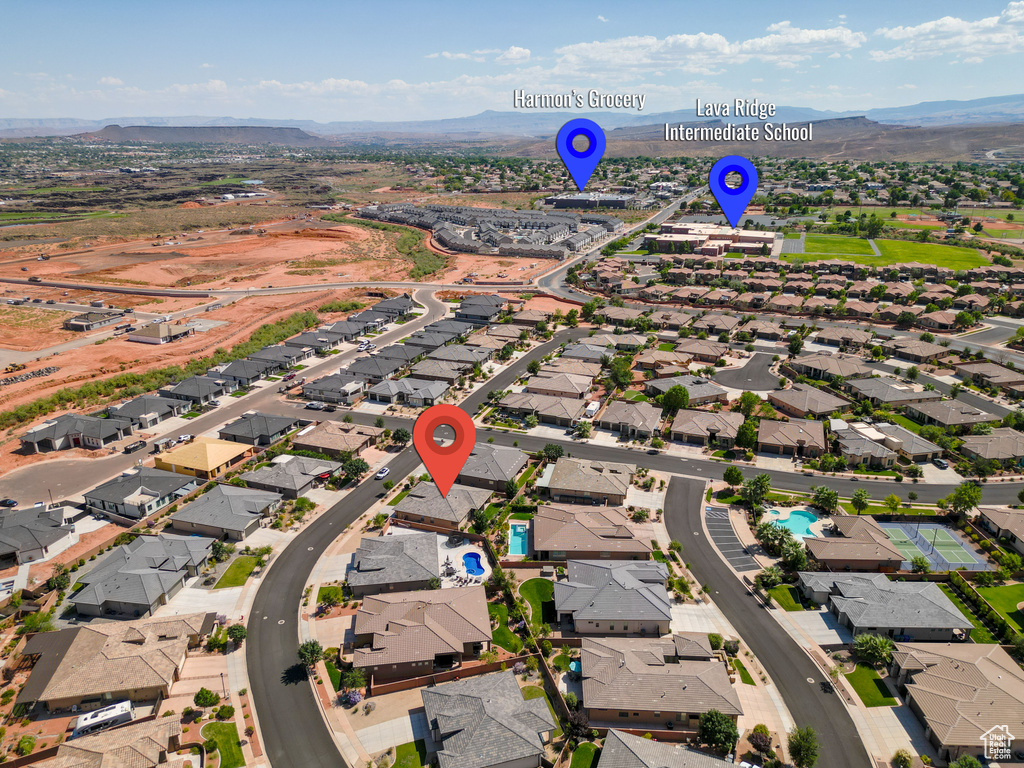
[3,93,1024,138]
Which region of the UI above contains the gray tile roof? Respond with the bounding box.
[348,533,440,590]
[582,635,742,716]
[798,573,972,632]
[532,505,651,557]
[162,375,227,399]
[646,375,726,402]
[218,412,298,442]
[239,456,342,494]
[107,395,185,423]
[768,383,849,416]
[457,444,528,485]
[561,343,612,362]
[874,422,941,456]
[757,418,827,452]
[347,356,405,379]
[961,427,1024,461]
[428,345,492,364]
[85,467,196,505]
[599,729,735,768]
[369,377,449,400]
[22,413,132,444]
[538,458,635,498]
[499,392,587,422]
[421,670,554,768]
[670,409,743,441]
[845,377,943,405]
[374,345,424,363]
[555,560,671,622]
[394,483,491,525]
[906,400,998,427]
[220,358,275,380]
[0,507,72,559]
[171,484,281,535]
[599,400,663,434]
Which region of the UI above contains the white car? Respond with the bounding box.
[375,467,390,480]
[178,434,194,442]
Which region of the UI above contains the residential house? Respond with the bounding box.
[291,420,383,458]
[597,401,663,439]
[347,533,440,598]
[410,360,469,386]
[456,443,528,492]
[159,375,231,405]
[844,377,943,408]
[354,586,492,682]
[393,482,491,531]
[541,359,602,378]
[85,468,197,520]
[349,310,390,332]
[373,293,415,319]
[170,484,281,540]
[918,311,958,331]
[218,412,298,446]
[284,329,347,352]
[745,321,784,340]
[20,414,133,453]
[904,401,998,431]
[889,643,1024,764]
[405,332,458,352]
[956,361,1024,394]
[788,353,872,381]
[16,612,214,710]
[499,392,587,427]
[814,327,872,348]
[797,572,972,640]
[767,295,803,313]
[669,410,744,448]
[674,338,728,362]
[239,455,342,498]
[374,344,424,364]
[691,314,741,335]
[71,535,214,617]
[878,305,923,323]
[554,560,671,635]
[843,300,880,318]
[428,344,492,365]
[345,356,405,384]
[107,395,188,429]
[322,320,365,341]
[881,338,948,364]
[561,343,612,363]
[977,507,1024,556]
[536,458,635,506]
[302,373,366,404]
[421,671,554,768]
[35,718,184,768]
[455,295,506,324]
[247,344,312,369]
[0,506,76,568]
[581,635,741,729]
[804,516,906,572]
[756,418,827,458]
[961,428,1024,467]
[154,437,252,480]
[767,383,850,418]
[645,375,728,405]
[597,730,735,768]
[218,358,275,386]
[532,505,651,561]
[368,377,449,406]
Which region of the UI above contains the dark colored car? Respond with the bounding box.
[0,499,18,508]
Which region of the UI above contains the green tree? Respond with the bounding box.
[788,336,804,356]
[374,416,385,429]
[910,555,931,574]
[854,634,895,666]
[740,473,772,510]
[504,479,518,498]
[851,488,870,515]
[946,481,982,517]
[343,458,370,478]
[524,414,539,429]
[574,420,592,439]
[297,640,324,668]
[391,428,411,446]
[723,465,744,488]
[737,391,761,418]
[226,624,247,645]
[735,420,757,450]
[788,726,820,768]
[949,756,982,768]
[883,493,901,514]
[194,687,221,709]
[608,357,634,388]
[527,359,541,375]
[697,709,739,754]
[341,668,366,690]
[811,486,839,513]
[891,748,913,768]
[543,444,564,461]
[661,384,690,413]
[906,366,920,381]
[749,723,772,757]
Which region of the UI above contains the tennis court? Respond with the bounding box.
[879,522,990,571]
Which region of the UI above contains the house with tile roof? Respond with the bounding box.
[756,418,827,458]
[803,516,906,572]
[456,443,529,492]
[393,482,492,531]
[85,468,199,520]
[788,353,872,381]
[903,400,998,431]
[977,506,1024,556]
[218,412,299,446]
[347,533,440,598]
[354,586,491,682]
[499,392,587,428]
[35,717,184,768]
[170,483,281,540]
[238,455,342,499]
[597,400,664,439]
[581,635,741,729]
[0,506,76,568]
[291,420,383,458]
[554,560,671,635]
[536,458,636,506]
[107,395,189,429]
[421,670,554,768]
[20,413,134,454]
[669,410,744,448]
[597,729,735,768]
[532,505,651,561]
[767,383,851,418]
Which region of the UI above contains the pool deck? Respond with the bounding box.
[385,525,492,587]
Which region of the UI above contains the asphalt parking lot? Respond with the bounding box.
[704,507,760,571]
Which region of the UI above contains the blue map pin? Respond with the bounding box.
[709,155,759,228]
[556,118,606,191]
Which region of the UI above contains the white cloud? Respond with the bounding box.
[897,83,917,89]
[426,51,482,62]
[870,2,1024,62]
[552,21,866,79]
[828,52,841,59]
[98,77,122,86]
[201,63,213,69]
[495,46,531,64]
[597,15,608,22]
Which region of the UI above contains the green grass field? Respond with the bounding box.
[620,390,650,402]
[394,740,429,768]
[571,743,600,768]
[325,658,342,691]
[658,343,676,351]
[520,578,556,628]
[522,686,562,738]
[938,585,998,644]
[845,664,897,708]
[215,556,259,589]
[804,234,875,255]
[768,585,805,611]
[785,239,986,270]
[317,585,345,604]
[733,658,756,685]
[202,722,245,768]
[829,205,1024,222]
[976,583,1024,634]
[487,603,523,653]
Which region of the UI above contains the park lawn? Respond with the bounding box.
[394,739,429,768]
[571,743,600,768]
[522,685,562,738]
[976,583,1024,634]
[520,578,556,628]
[768,585,805,612]
[845,664,897,708]
[885,220,945,231]
[488,603,523,653]
[784,232,802,239]
[804,234,875,255]
[938,585,998,644]
[201,722,245,768]
[874,240,987,269]
[318,585,345,604]
[733,658,756,685]
[215,556,259,589]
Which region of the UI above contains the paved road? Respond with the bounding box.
[713,353,779,391]
[0,290,447,504]
[665,476,871,768]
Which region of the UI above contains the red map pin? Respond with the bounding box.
[412,404,477,497]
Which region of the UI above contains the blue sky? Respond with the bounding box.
[2,0,1022,121]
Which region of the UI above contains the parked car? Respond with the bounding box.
[0,499,18,508]
[178,434,194,442]
[123,440,146,454]
[46,299,56,304]
[282,373,297,381]
[208,400,221,408]
[933,457,949,469]
[323,404,337,412]
[305,401,324,410]
[375,467,390,480]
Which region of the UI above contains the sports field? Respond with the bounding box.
[804,234,875,255]
[784,238,987,269]
[879,522,987,570]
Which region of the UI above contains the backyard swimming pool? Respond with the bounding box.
[463,551,485,576]
[766,508,821,538]
[569,660,581,674]
[509,523,528,556]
